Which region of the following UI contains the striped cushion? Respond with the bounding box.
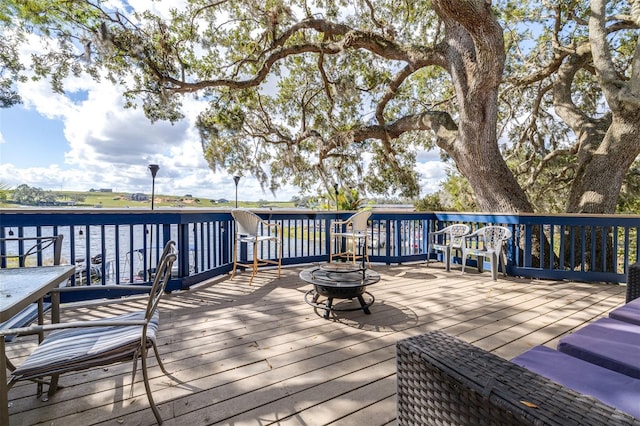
[1,302,52,342]
[13,311,158,380]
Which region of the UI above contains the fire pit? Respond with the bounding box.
[299,263,380,319]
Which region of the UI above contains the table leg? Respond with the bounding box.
[1,338,9,425]
[48,290,61,397]
[37,298,46,397]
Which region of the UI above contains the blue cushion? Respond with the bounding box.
[557,318,640,379]
[512,345,640,418]
[610,297,640,326]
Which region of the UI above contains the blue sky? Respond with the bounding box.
[0,2,447,202]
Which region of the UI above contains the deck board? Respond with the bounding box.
[4,263,627,425]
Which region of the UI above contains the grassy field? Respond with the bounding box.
[0,190,295,209]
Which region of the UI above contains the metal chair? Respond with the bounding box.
[461,225,512,280]
[0,235,64,343]
[427,224,470,271]
[0,235,63,268]
[1,240,178,425]
[231,209,282,285]
[329,210,372,267]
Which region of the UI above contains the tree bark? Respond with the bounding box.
[564,0,640,214]
[431,0,534,214]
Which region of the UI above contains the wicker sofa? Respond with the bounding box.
[397,331,639,425]
[396,263,640,425]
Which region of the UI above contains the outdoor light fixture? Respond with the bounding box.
[148,164,160,210]
[147,164,160,281]
[233,175,241,208]
[333,183,339,212]
[8,228,14,236]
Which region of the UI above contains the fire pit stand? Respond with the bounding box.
[300,263,381,319]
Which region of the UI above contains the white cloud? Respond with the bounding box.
[415,151,448,195]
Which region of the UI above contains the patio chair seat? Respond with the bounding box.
[4,240,178,425]
[427,224,470,271]
[557,317,640,379]
[512,345,640,418]
[609,297,640,326]
[231,209,282,285]
[461,225,512,280]
[0,302,51,343]
[329,210,372,267]
[12,311,157,379]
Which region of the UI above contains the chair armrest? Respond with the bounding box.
[51,284,152,294]
[627,262,640,303]
[262,222,280,229]
[0,318,148,338]
[463,229,483,239]
[428,229,448,243]
[462,229,482,248]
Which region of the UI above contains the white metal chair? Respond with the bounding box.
[329,210,372,267]
[427,224,470,271]
[461,225,512,280]
[231,209,282,285]
[1,240,178,425]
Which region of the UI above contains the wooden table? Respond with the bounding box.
[0,265,75,425]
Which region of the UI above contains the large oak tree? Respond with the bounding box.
[1,0,638,214]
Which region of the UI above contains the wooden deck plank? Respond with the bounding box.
[4,263,627,425]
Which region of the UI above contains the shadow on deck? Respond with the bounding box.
[6,262,626,425]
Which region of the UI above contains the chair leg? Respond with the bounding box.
[249,240,258,285]
[491,253,498,281]
[231,237,238,279]
[277,240,282,278]
[444,247,451,272]
[47,374,60,397]
[477,255,484,273]
[130,351,140,397]
[330,235,335,263]
[151,340,170,376]
[500,252,508,277]
[351,238,357,264]
[461,251,467,274]
[364,237,370,268]
[141,345,164,425]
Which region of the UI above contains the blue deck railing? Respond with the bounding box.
[1,209,638,303]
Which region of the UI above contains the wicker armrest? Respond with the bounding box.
[396,331,639,425]
[626,262,640,303]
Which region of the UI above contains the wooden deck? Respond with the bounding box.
[6,263,627,425]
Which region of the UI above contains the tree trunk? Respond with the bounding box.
[566,116,640,214]
[432,0,534,214]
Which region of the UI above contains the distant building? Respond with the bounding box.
[99,188,113,193]
[130,193,149,201]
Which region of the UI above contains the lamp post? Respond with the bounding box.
[233,175,241,208]
[333,183,339,212]
[147,164,159,280]
[148,164,159,210]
